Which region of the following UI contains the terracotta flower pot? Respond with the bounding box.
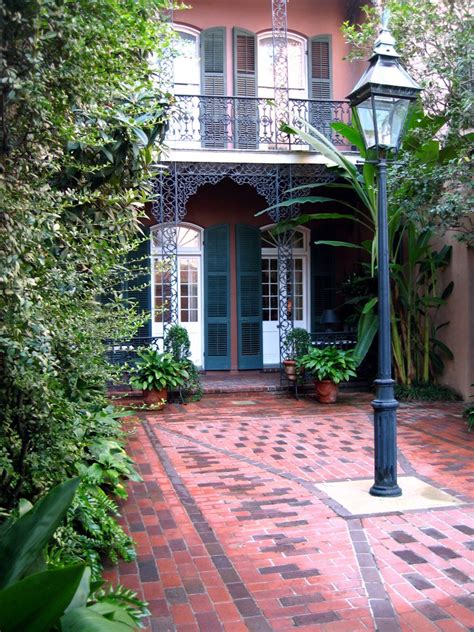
[315,380,338,404]
[143,387,168,406]
[283,359,297,381]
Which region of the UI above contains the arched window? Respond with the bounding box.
[260,226,309,324]
[258,32,307,99]
[173,26,201,95]
[151,223,203,325]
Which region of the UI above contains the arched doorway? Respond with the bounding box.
[151,223,204,367]
[261,225,310,366]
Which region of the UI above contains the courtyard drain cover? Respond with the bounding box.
[231,400,257,406]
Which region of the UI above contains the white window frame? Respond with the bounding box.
[260,225,310,326]
[173,25,201,95]
[151,223,204,367]
[257,31,308,99]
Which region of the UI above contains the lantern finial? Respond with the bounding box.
[373,9,399,58]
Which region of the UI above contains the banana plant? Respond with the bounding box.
[268,113,454,384]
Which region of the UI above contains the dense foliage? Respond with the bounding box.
[342,0,473,245]
[0,479,148,630]
[0,0,175,597]
[1,0,172,503]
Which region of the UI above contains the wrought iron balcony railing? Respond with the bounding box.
[166,95,352,151]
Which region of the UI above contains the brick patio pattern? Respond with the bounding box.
[104,393,474,631]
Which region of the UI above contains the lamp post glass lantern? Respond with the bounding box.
[348,13,421,497]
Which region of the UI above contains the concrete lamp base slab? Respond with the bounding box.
[316,476,462,516]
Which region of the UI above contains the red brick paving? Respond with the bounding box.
[106,393,474,631]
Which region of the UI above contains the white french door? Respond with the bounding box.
[151,224,204,368]
[262,255,308,366]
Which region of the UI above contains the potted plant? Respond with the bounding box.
[130,349,189,405]
[283,328,312,381]
[297,346,357,403]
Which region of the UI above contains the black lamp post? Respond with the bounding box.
[347,14,421,497]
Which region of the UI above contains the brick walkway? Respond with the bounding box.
[104,393,474,631]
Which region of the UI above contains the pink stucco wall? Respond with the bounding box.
[175,0,362,100]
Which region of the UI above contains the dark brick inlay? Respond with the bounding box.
[415,600,449,621]
[164,587,188,604]
[428,545,460,560]
[394,550,427,565]
[348,519,400,630]
[420,527,446,540]
[404,573,434,590]
[454,524,474,536]
[293,611,340,626]
[457,595,474,611]
[280,593,324,607]
[390,530,417,544]
[138,558,159,582]
[444,567,471,584]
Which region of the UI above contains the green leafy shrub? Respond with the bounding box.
[164,325,203,401]
[130,349,189,392]
[49,484,136,580]
[298,347,357,384]
[285,328,312,360]
[0,479,148,631]
[464,405,474,432]
[395,382,461,402]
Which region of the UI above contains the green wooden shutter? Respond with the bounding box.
[308,36,332,136]
[127,227,151,338]
[204,224,230,370]
[201,27,226,148]
[233,28,258,149]
[236,225,262,369]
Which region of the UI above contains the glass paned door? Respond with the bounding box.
[262,256,307,366]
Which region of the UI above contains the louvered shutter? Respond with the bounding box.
[236,225,263,369]
[201,27,226,148]
[233,28,258,149]
[308,36,332,136]
[127,227,151,339]
[204,224,230,369]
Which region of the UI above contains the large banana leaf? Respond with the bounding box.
[0,564,86,632]
[0,478,80,589]
[61,604,136,631]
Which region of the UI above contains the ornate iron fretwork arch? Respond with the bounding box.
[152,162,335,364]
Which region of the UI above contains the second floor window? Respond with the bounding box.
[258,33,307,99]
[174,28,200,95]
[172,25,331,101]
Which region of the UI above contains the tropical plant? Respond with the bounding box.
[130,349,189,392]
[297,347,357,384]
[272,115,454,386]
[285,328,312,360]
[0,479,148,631]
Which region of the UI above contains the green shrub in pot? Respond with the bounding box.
[130,349,189,402]
[297,346,357,403]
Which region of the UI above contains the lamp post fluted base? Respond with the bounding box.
[370,378,402,497]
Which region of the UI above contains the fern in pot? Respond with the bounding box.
[297,346,357,403]
[130,349,189,406]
